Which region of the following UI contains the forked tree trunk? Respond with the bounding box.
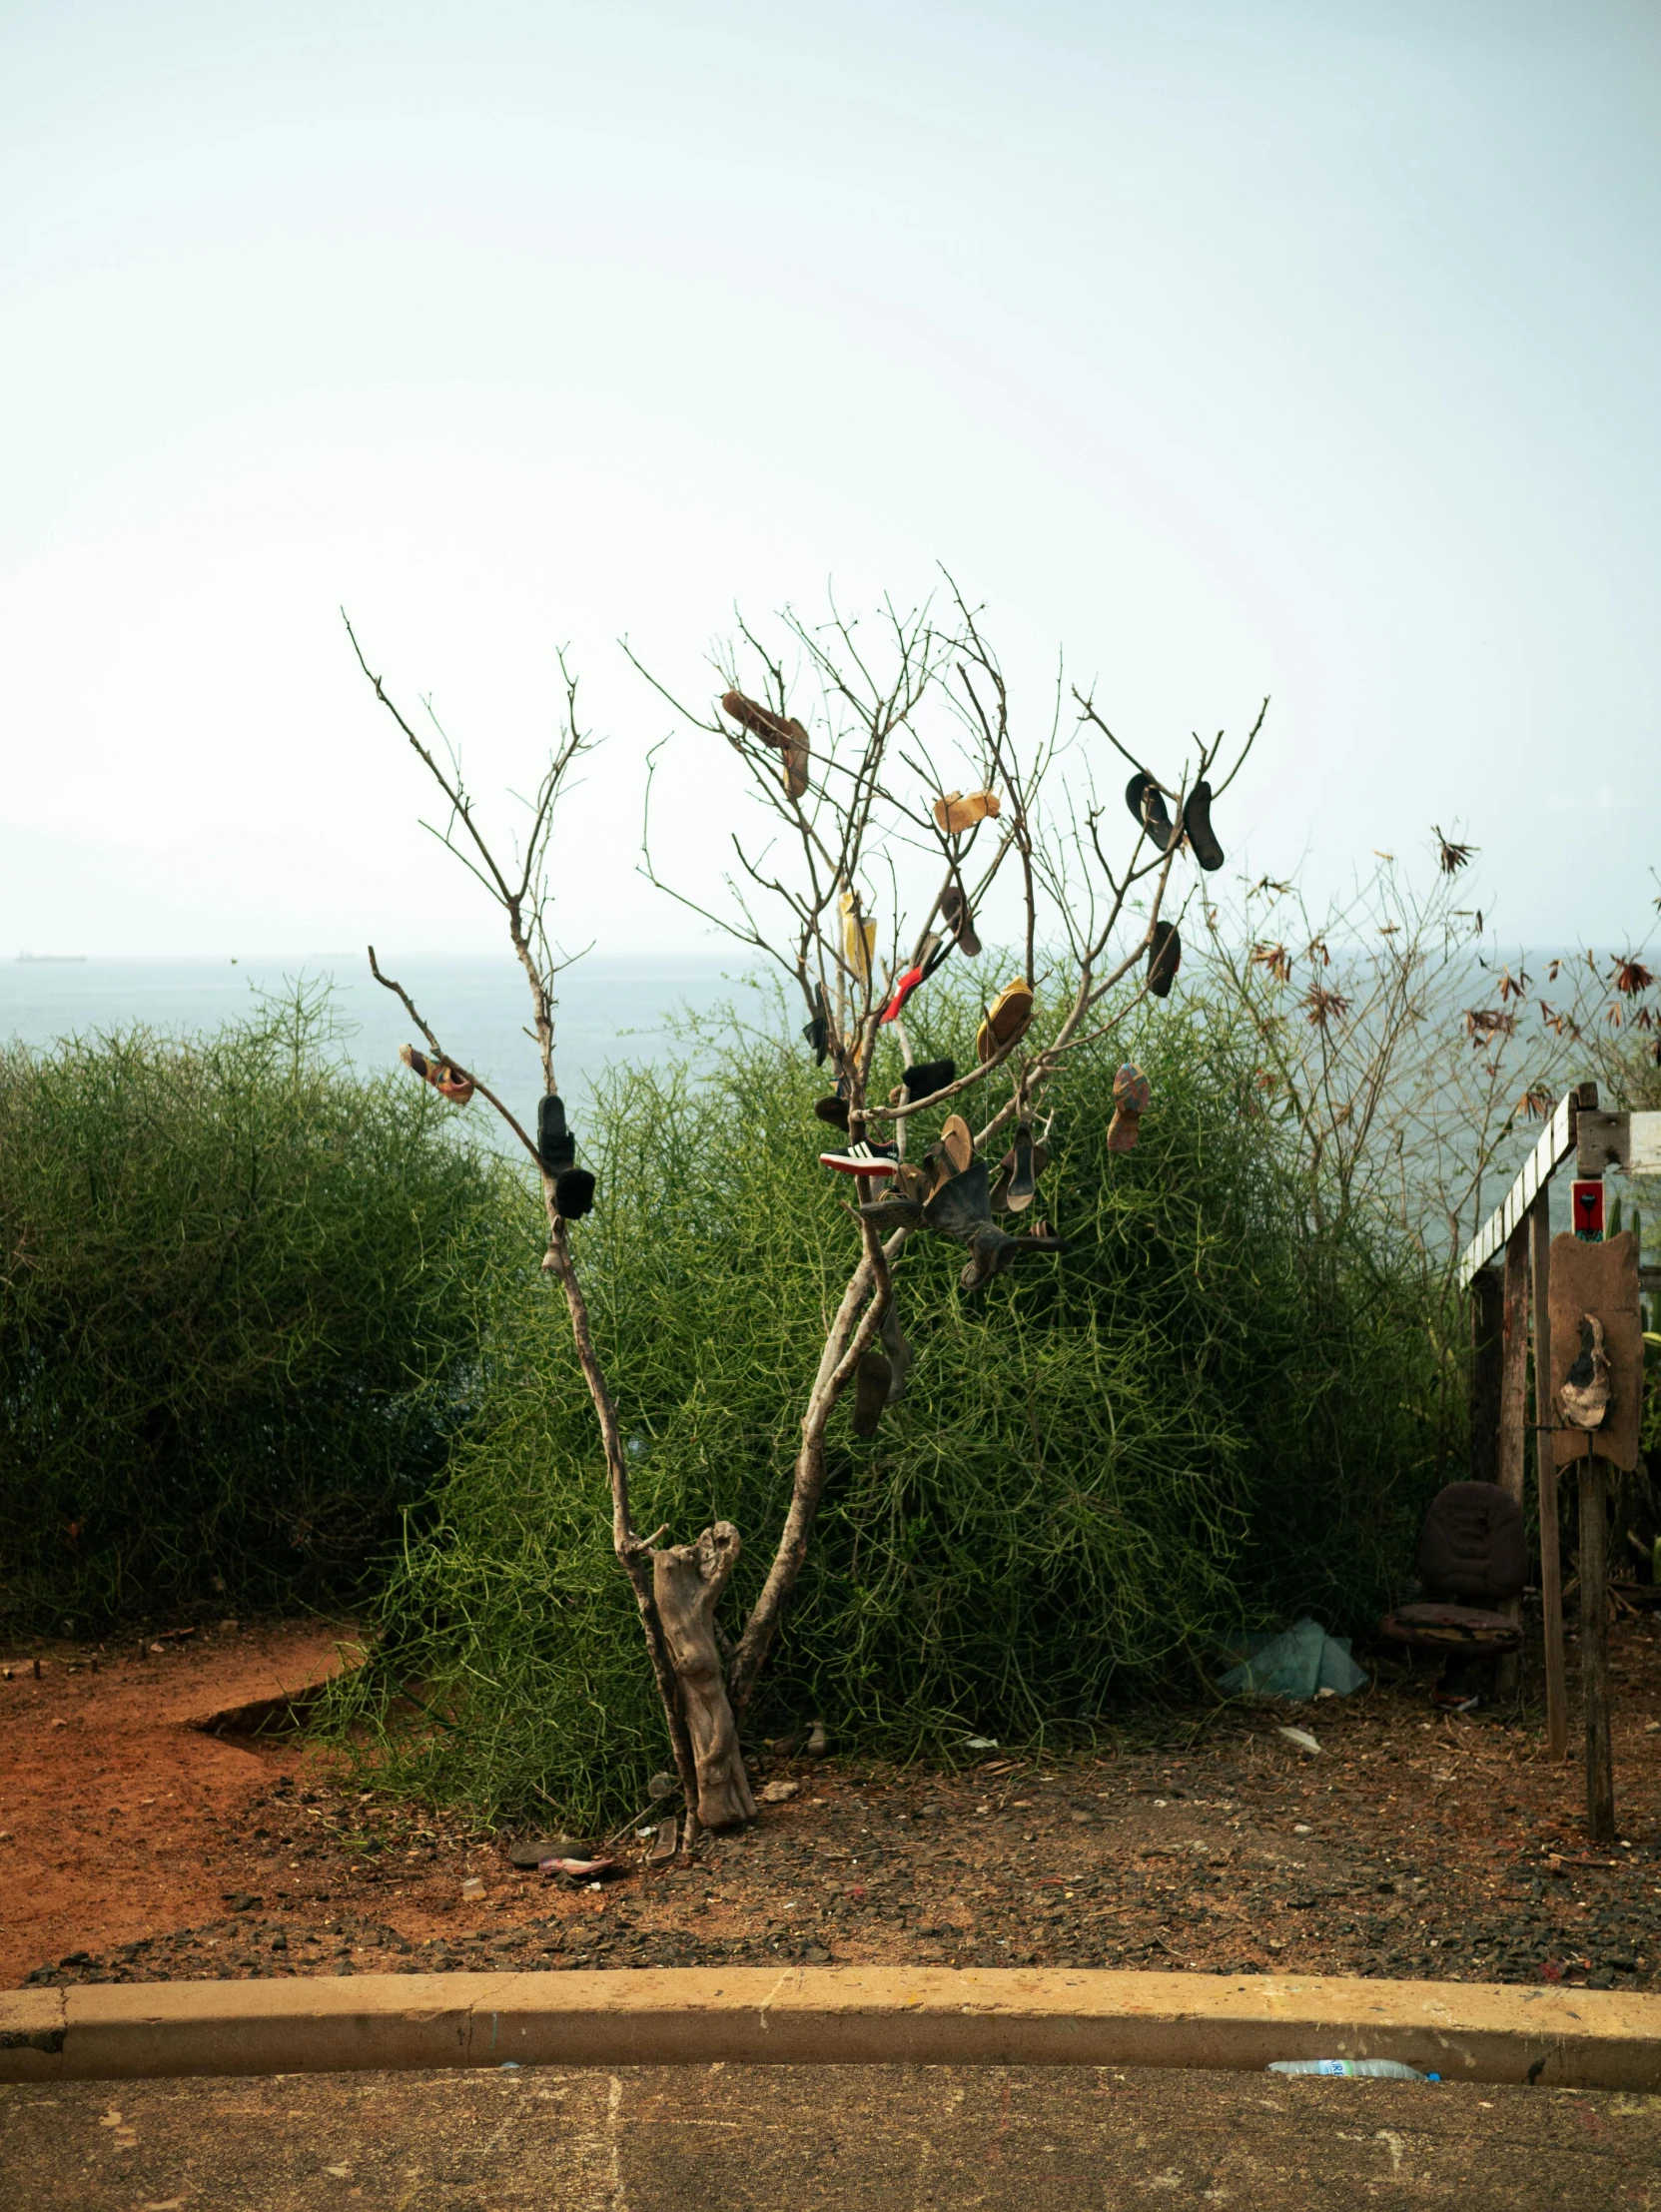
[652,1523,756,1830]
[728,1217,897,1714]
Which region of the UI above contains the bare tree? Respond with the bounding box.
[1195,836,1655,1466]
[627,584,1262,1784]
[342,615,713,1843]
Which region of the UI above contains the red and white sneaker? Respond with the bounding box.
[819,1139,900,1176]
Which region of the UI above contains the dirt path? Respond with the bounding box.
[0,1621,361,1984]
[5,1611,1660,1997]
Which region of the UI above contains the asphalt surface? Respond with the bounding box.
[5,2064,1661,2210]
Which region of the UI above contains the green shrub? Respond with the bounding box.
[0,993,513,1628]
[330,980,1445,1825]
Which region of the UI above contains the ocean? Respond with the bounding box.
[0,952,756,1141]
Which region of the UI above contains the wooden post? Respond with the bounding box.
[1548,1228,1639,1844]
[1530,1196,1568,1760]
[1494,1223,1530,1698]
[1470,1266,1503,1486]
[1580,1454,1615,1841]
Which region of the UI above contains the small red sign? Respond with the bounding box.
[1571,1179,1605,1239]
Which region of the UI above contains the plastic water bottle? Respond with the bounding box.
[1268,2059,1436,2081]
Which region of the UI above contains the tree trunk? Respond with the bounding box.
[652,1523,756,1831]
[728,1217,897,1713]
[539,1218,704,1834]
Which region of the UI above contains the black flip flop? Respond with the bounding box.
[940,884,982,959]
[801,986,831,1065]
[1125,772,1178,852]
[1148,919,1181,998]
[1183,782,1225,872]
[555,1167,595,1219]
[1007,1121,1037,1211]
[538,1095,576,1173]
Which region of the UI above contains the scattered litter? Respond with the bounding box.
[634,1827,655,1842]
[1292,1824,1313,1836]
[965,1736,999,1751]
[1268,2059,1436,2081]
[759,1780,800,1804]
[460,1877,485,1900]
[539,1855,619,1879]
[498,2061,522,2070]
[1218,1618,1367,1701]
[1276,1728,1321,1755]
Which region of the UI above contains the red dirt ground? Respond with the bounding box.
[0,1620,363,1983]
[5,1609,1660,1995]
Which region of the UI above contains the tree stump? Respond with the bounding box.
[651,1523,756,1832]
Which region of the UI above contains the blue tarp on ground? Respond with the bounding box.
[1216,1616,1368,1701]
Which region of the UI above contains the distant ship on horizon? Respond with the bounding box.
[16,951,88,963]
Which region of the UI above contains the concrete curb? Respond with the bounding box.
[4,1969,1659,2088]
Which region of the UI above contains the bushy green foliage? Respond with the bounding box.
[0,994,511,1629]
[332,983,1446,1825]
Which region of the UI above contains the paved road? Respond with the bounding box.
[5,2064,1660,2209]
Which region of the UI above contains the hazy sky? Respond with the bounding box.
[3,0,1657,961]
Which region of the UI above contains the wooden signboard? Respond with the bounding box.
[1547,1231,1643,1472]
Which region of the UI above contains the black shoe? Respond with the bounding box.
[1183,781,1225,872]
[814,1094,851,1130]
[555,1167,595,1219]
[538,1095,576,1172]
[1125,772,1178,851]
[902,1058,956,1103]
[1148,919,1181,998]
[991,1136,1047,1211]
[852,1349,893,1438]
[802,987,831,1065]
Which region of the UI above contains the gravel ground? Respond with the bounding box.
[13,1607,1661,1996]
